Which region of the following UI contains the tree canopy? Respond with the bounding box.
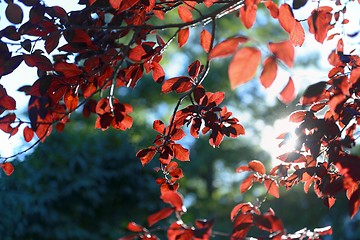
[0,0,360,239]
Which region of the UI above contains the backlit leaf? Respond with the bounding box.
[279,77,295,104]
[1,162,14,176]
[240,174,254,193]
[290,21,305,47]
[264,1,279,18]
[278,4,295,35]
[173,144,190,161]
[288,110,309,123]
[127,222,143,232]
[264,179,279,198]
[64,92,78,112]
[23,126,34,142]
[200,29,212,53]
[228,47,261,89]
[178,5,193,22]
[208,36,248,59]
[153,120,165,134]
[269,40,294,68]
[160,191,184,211]
[148,208,174,227]
[109,0,122,9]
[136,147,156,166]
[239,0,258,29]
[249,160,266,174]
[260,57,277,88]
[307,7,333,43]
[178,28,190,47]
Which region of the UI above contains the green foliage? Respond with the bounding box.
[0,123,160,240]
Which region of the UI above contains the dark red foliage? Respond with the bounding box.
[1,0,358,239]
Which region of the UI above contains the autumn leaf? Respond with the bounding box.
[172,144,190,161]
[239,0,258,29]
[127,222,143,232]
[148,208,174,227]
[278,4,295,35]
[240,174,254,193]
[178,28,190,47]
[160,191,184,212]
[64,92,79,112]
[290,21,305,47]
[208,36,248,59]
[248,160,266,174]
[228,47,261,89]
[264,1,279,18]
[307,7,333,43]
[279,77,295,104]
[200,29,212,53]
[54,62,82,78]
[178,5,193,22]
[264,179,280,198]
[1,162,14,176]
[269,40,294,68]
[260,57,278,88]
[23,126,34,142]
[109,0,122,9]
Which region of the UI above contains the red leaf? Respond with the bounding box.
[127,222,143,232]
[230,202,255,221]
[153,120,165,134]
[236,166,252,173]
[279,77,295,104]
[23,126,34,142]
[269,40,294,68]
[136,147,156,166]
[249,160,266,174]
[64,92,78,112]
[24,54,53,71]
[278,4,295,35]
[1,162,14,176]
[349,189,360,218]
[260,57,278,88]
[240,174,254,193]
[239,0,258,29]
[264,179,280,198]
[45,31,61,54]
[178,28,190,47]
[264,1,279,18]
[148,208,174,227]
[161,76,192,94]
[109,0,122,9]
[308,7,333,43]
[290,20,305,47]
[6,3,23,24]
[288,110,308,123]
[160,191,184,212]
[118,0,140,12]
[172,144,190,161]
[208,36,248,59]
[228,47,261,89]
[178,5,193,22]
[0,95,16,110]
[151,62,165,83]
[200,29,212,53]
[55,62,82,78]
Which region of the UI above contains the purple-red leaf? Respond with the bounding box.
[228,47,261,89]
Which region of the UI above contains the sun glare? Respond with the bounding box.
[260,118,299,166]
